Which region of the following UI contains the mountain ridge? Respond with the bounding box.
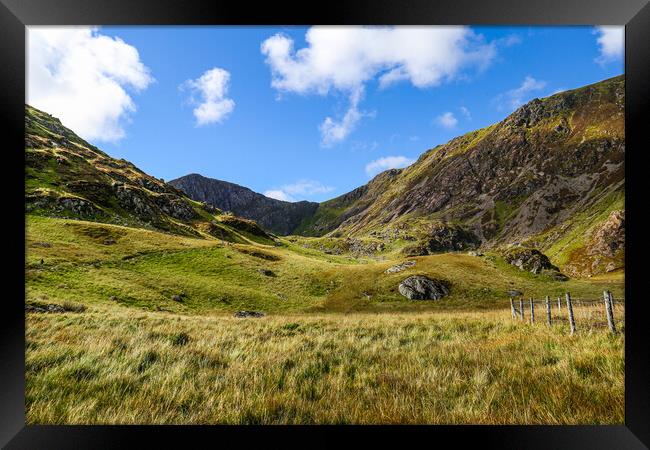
[172,75,624,277]
[168,173,319,235]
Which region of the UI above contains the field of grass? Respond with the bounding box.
[26,307,624,424]
[25,215,625,424]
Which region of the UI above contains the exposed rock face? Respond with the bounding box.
[504,248,556,274]
[398,276,449,300]
[169,174,319,235]
[564,209,625,277]
[588,210,625,258]
[292,76,625,277]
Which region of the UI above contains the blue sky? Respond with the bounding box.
[27,26,623,202]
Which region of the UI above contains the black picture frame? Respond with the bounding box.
[1,0,648,447]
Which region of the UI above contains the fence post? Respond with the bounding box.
[510,298,515,319]
[519,298,525,321]
[566,292,576,335]
[529,298,535,324]
[557,297,562,313]
[545,296,552,326]
[604,291,617,334]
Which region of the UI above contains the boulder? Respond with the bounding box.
[504,248,555,274]
[234,310,265,318]
[398,276,449,300]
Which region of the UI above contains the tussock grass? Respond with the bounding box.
[26,307,623,424]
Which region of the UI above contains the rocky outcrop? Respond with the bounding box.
[385,260,416,274]
[398,276,449,300]
[564,209,625,277]
[588,210,624,258]
[402,223,479,256]
[504,248,556,274]
[169,174,319,235]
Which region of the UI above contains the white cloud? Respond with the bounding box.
[264,179,334,202]
[497,34,522,47]
[319,87,366,147]
[494,75,547,111]
[181,67,235,126]
[261,26,496,145]
[459,106,472,120]
[435,111,458,129]
[27,26,153,142]
[365,155,414,176]
[594,26,624,64]
[264,190,293,202]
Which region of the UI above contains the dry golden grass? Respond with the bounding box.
[26,306,624,424]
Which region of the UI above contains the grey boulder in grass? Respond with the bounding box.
[398,276,449,300]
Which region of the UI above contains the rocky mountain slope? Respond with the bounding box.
[25,105,274,245]
[169,173,318,235]
[295,75,625,276]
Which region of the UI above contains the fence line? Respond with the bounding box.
[509,291,624,335]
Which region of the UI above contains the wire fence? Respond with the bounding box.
[509,291,624,335]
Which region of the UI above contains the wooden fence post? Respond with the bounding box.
[545,296,552,326]
[566,292,576,335]
[519,298,525,321]
[557,297,562,313]
[604,291,617,334]
[510,298,515,319]
[529,298,535,324]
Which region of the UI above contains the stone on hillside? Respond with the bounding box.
[385,260,416,274]
[504,248,555,274]
[171,295,183,302]
[258,268,276,277]
[234,310,265,318]
[398,276,449,300]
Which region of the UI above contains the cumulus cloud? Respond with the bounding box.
[27,26,153,142]
[365,155,415,177]
[264,179,334,202]
[494,75,547,111]
[318,87,366,147]
[435,111,458,129]
[261,26,496,145]
[594,26,624,64]
[181,67,235,126]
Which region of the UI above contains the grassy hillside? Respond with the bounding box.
[27,216,623,315]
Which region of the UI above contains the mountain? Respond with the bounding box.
[168,174,319,235]
[25,105,275,245]
[294,75,625,276]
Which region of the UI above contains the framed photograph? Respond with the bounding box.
[2,0,649,447]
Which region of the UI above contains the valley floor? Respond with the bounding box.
[25,216,625,424]
[26,308,624,424]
